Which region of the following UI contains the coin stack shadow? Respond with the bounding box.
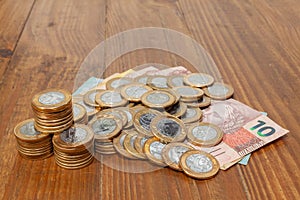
[14,119,53,160]
[52,124,94,169]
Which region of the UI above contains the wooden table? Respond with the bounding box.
[1,0,299,199]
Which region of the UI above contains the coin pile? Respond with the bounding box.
[52,124,94,169]
[88,72,234,179]
[14,119,53,160]
[31,89,74,134]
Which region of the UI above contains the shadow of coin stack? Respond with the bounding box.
[29,88,93,169]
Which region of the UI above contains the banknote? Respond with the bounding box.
[187,99,289,170]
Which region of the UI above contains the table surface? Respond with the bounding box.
[1,0,299,199]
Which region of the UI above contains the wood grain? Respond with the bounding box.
[0,0,299,199]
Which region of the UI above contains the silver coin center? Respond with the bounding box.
[39,91,65,105]
[150,77,168,88]
[125,86,148,98]
[20,121,40,136]
[192,126,217,141]
[168,146,190,164]
[101,92,123,104]
[182,108,197,119]
[111,79,131,89]
[157,119,181,138]
[208,84,228,96]
[139,113,157,131]
[186,154,213,173]
[171,76,184,87]
[92,118,117,135]
[149,141,165,160]
[188,74,209,84]
[146,93,170,104]
[88,91,97,102]
[60,127,87,143]
[73,105,81,117]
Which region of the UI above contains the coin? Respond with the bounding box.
[162,142,193,171]
[143,137,166,166]
[180,107,203,124]
[72,99,99,119]
[120,83,153,102]
[106,77,133,90]
[167,75,185,88]
[83,89,104,107]
[134,134,149,159]
[150,115,186,143]
[113,131,137,159]
[173,86,204,101]
[97,108,128,128]
[89,114,122,141]
[14,119,50,142]
[134,75,151,84]
[141,90,175,109]
[147,75,169,89]
[184,96,211,108]
[32,89,72,112]
[133,108,162,136]
[187,122,223,147]
[73,103,87,124]
[183,73,214,88]
[95,90,128,108]
[114,107,135,129]
[179,150,220,179]
[203,82,234,100]
[166,102,187,118]
[123,129,146,159]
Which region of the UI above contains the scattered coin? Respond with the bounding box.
[95,90,128,108]
[180,150,220,179]
[167,75,185,88]
[203,82,234,100]
[147,75,169,89]
[123,129,146,159]
[141,90,175,109]
[120,83,153,102]
[162,142,193,171]
[184,96,211,108]
[150,115,186,143]
[183,73,214,88]
[143,137,166,166]
[97,108,128,128]
[73,103,88,124]
[106,77,133,90]
[187,122,223,147]
[133,108,162,136]
[113,131,137,159]
[174,86,204,102]
[83,89,104,108]
[180,107,203,124]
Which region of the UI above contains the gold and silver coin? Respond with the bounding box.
[180,107,203,124]
[147,75,169,90]
[32,89,74,133]
[95,90,128,108]
[120,83,153,102]
[72,99,99,120]
[141,90,175,109]
[89,114,122,142]
[166,102,187,118]
[150,115,186,143]
[134,75,151,85]
[134,133,149,159]
[83,89,104,108]
[73,103,88,124]
[113,131,137,159]
[173,86,204,102]
[123,129,146,159]
[106,77,133,90]
[52,124,94,169]
[183,73,214,88]
[203,82,234,100]
[184,96,211,108]
[187,122,223,147]
[162,142,193,171]
[167,75,185,88]
[114,107,135,129]
[179,150,220,179]
[133,108,162,136]
[97,108,128,128]
[14,119,53,159]
[143,137,167,166]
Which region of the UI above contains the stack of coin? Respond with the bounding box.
[31,89,73,134]
[73,103,88,124]
[89,114,123,155]
[52,124,94,169]
[14,119,53,160]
